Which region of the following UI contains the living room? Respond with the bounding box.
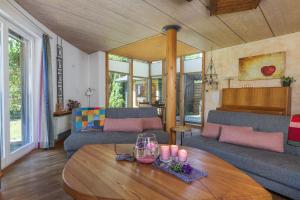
[0,0,300,199]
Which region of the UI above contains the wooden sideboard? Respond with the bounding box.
[217,87,291,115]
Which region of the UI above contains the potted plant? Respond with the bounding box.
[281,76,295,87]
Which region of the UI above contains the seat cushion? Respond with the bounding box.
[64,129,169,152]
[184,135,300,190]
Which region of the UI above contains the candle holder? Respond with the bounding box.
[135,133,159,164]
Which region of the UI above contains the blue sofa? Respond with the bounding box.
[184,110,300,199]
[64,107,169,158]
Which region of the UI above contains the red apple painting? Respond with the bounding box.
[261,65,276,77]
[239,52,285,81]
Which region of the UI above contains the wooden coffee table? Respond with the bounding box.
[62,144,271,200]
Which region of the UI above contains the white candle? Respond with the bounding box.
[160,145,170,161]
[178,149,187,162]
[170,145,178,157]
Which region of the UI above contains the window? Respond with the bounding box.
[8,30,31,152]
[176,53,203,125]
[150,61,163,103]
[133,60,149,107]
[0,19,34,168]
[108,55,129,108]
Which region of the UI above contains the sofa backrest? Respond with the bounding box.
[207,110,300,156]
[106,107,158,119]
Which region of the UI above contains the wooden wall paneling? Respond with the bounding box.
[179,56,185,125]
[144,0,243,48]
[105,52,109,108]
[218,8,273,42]
[259,0,300,36]
[128,59,133,107]
[219,87,291,115]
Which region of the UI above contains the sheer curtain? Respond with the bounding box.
[38,34,54,148]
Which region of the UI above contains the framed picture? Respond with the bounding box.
[238,52,286,81]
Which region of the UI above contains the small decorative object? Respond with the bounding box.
[204,47,218,90]
[170,145,178,157]
[178,149,188,162]
[135,133,159,164]
[114,144,135,162]
[67,99,80,111]
[239,52,285,81]
[288,115,300,147]
[85,87,95,107]
[153,159,208,183]
[160,145,171,162]
[281,76,295,87]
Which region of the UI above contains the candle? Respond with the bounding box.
[160,145,170,161]
[170,145,178,157]
[178,149,187,162]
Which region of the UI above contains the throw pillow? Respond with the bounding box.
[201,123,222,139]
[142,117,163,130]
[104,118,143,133]
[74,107,105,132]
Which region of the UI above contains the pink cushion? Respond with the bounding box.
[201,123,222,139]
[219,130,284,153]
[103,118,143,133]
[142,117,163,130]
[221,125,253,135]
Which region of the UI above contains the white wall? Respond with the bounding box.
[88,51,106,107]
[204,31,300,119]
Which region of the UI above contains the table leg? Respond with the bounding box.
[181,132,183,146]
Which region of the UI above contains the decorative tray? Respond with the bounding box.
[152,158,207,184]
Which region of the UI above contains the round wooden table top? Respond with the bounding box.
[171,125,191,132]
[62,144,271,200]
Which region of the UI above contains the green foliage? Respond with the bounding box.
[109,73,126,108]
[9,37,23,120]
[109,54,128,62]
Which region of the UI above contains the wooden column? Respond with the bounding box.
[105,52,109,108]
[162,59,166,103]
[128,58,133,107]
[148,62,152,103]
[163,25,181,142]
[179,56,185,125]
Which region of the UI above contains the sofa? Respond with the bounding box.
[183,110,300,199]
[64,107,169,158]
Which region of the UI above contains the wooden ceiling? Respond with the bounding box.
[109,34,199,61]
[15,0,300,53]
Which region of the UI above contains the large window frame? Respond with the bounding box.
[0,16,35,169]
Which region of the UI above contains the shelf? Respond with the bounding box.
[53,110,72,117]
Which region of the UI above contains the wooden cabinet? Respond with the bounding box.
[217,87,291,115]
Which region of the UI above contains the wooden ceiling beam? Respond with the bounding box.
[210,0,261,15]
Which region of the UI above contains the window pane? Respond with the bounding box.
[133,60,148,77]
[133,77,148,107]
[9,31,30,152]
[108,72,128,108]
[151,77,162,103]
[184,73,202,124]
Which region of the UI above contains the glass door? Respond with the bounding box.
[1,21,34,169]
[8,30,30,152]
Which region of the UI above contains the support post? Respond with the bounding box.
[128,58,133,107]
[163,25,181,143]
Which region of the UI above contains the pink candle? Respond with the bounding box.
[170,145,178,157]
[178,149,187,162]
[160,145,170,161]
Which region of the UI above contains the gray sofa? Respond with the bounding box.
[184,110,300,199]
[64,107,169,158]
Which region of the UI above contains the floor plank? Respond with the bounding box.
[0,139,290,200]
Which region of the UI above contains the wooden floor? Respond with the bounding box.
[0,141,290,200]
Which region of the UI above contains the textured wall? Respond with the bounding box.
[205,32,300,119]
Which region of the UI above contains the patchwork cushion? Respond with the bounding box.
[74,107,105,131]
